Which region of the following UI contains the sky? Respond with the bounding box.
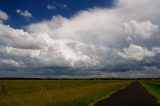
[0,0,113,28]
[0,0,160,78]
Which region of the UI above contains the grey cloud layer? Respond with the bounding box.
[0,0,160,78]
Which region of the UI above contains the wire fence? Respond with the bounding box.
[0,80,108,95]
[0,84,75,95]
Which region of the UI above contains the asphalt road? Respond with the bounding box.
[94,81,160,106]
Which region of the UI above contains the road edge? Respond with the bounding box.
[89,81,134,106]
[140,80,160,104]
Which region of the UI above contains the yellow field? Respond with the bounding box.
[0,80,132,106]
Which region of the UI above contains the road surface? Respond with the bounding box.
[94,81,160,106]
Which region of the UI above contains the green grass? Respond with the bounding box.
[0,80,132,106]
[140,80,160,103]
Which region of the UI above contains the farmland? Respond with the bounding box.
[0,80,132,106]
[141,80,160,103]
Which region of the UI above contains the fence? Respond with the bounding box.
[0,84,75,95]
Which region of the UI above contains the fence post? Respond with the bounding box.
[46,84,49,90]
[2,85,5,95]
[29,86,31,93]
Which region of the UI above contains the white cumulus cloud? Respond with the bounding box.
[47,4,56,9]
[0,10,9,23]
[124,20,159,39]
[0,0,160,78]
[16,9,32,19]
[47,2,67,10]
[118,44,155,61]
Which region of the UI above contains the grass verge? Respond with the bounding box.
[140,80,160,103]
